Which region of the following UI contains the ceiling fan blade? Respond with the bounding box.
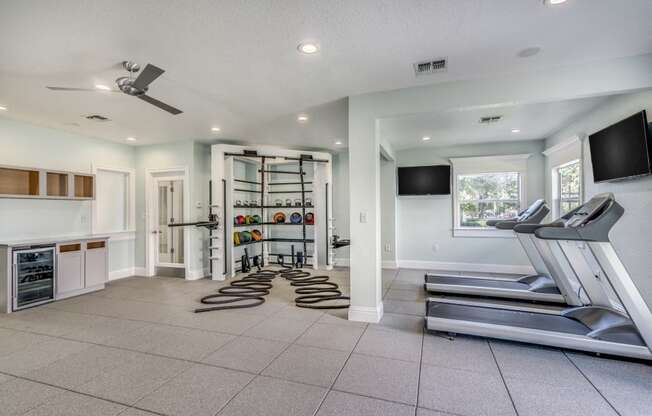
[132,64,164,90]
[138,94,183,115]
[47,86,97,91]
[46,86,120,92]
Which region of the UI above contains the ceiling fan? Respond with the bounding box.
[46,61,183,115]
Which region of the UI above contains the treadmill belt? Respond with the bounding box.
[427,302,590,335]
[426,275,529,290]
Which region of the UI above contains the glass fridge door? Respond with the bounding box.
[14,247,55,310]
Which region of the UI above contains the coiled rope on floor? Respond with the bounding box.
[194,267,350,313]
[280,270,350,309]
[194,269,281,313]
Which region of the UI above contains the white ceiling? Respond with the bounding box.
[379,95,611,149]
[1,0,651,149]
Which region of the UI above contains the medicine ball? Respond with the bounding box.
[290,212,303,224]
[251,229,263,241]
[245,215,254,224]
[304,212,315,224]
[273,212,286,223]
[234,215,245,225]
[252,214,262,224]
[233,231,241,246]
[240,231,252,243]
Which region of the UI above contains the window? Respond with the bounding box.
[458,172,521,227]
[555,160,581,216]
[451,154,530,238]
[92,166,136,236]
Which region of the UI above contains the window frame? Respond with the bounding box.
[552,159,582,219]
[91,165,136,240]
[450,154,530,238]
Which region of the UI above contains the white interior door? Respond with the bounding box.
[155,177,185,267]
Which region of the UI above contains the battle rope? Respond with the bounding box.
[194,267,349,312]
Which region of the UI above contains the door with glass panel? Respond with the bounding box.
[155,178,184,267]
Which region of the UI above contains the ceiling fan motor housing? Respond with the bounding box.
[116,77,148,96]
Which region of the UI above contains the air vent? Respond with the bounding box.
[413,58,447,76]
[85,114,110,122]
[479,115,503,124]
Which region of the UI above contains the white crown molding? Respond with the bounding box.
[543,134,584,156]
[449,153,532,165]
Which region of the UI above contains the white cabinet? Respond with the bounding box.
[85,240,107,287]
[56,238,108,300]
[57,243,84,296]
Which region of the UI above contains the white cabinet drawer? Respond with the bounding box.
[85,240,107,287]
[57,243,84,295]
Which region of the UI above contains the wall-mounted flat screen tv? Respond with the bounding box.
[397,165,451,195]
[589,110,652,183]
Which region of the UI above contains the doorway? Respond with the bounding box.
[146,168,189,278]
[156,178,184,274]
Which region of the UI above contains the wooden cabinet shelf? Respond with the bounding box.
[74,175,94,199]
[46,172,69,197]
[0,164,95,200]
[0,167,39,196]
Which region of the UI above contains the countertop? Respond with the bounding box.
[0,234,110,248]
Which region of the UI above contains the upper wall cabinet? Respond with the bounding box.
[0,167,40,197]
[0,164,95,200]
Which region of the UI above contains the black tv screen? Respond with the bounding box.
[589,111,652,183]
[397,165,451,195]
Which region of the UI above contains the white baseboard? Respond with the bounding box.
[134,267,148,276]
[334,258,350,267]
[382,260,398,269]
[109,268,136,281]
[398,259,534,276]
[186,268,209,281]
[348,302,384,323]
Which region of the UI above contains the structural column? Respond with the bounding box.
[347,100,383,322]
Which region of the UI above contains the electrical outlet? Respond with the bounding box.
[384,243,391,252]
[80,215,88,224]
[432,243,440,252]
[360,212,367,223]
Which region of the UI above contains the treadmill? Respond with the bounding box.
[426,193,652,360]
[425,200,572,303]
[425,199,550,282]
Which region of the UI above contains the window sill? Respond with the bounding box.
[453,228,515,238]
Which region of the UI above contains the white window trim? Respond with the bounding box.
[544,134,585,219]
[552,159,582,219]
[450,154,530,238]
[91,165,136,239]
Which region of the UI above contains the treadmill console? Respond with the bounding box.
[516,199,545,222]
[564,194,612,228]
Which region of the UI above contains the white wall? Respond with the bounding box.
[380,157,397,266]
[394,140,545,272]
[331,151,350,264]
[134,141,209,278]
[545,89,652,307]
[0,117,136,275]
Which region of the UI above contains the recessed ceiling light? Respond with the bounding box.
[95,84,111,91]
[297,42,320,55]
[422,136,431,141]
[297,114,309,123]
[0,105,6,111]
[544,0,567,5]
[511,129,521,133]
[211,126,221,132]
[126,137,136,142]
[335,141,343,145]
